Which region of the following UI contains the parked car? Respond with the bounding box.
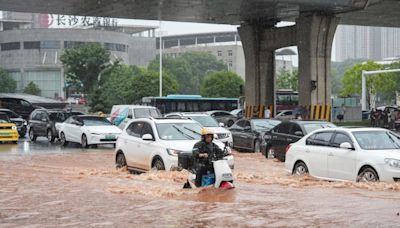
[285,127,400,182]
[263,121,336,161]
[164,112,233,146]
[206,110,237,127]
[58,115,122,148]
[275,110,295,120]
[110,105,162,130]
[28,109,70,142]
[230,118,281,152]
[0,108,27,137]
[230,109,244,119]
[115,118,234,172]
[0,97,37,120]
[0,112,18,144]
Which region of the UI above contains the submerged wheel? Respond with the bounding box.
[60,132,68,146]
[357,167,379,182]
[116,152,127,169]
[152,158,165,171]
[293,161,308,176]
[29,128,37,142]
[81,134,89,148]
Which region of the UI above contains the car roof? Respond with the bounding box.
[133,117,197,124]
[167,112,209,117]
[307,127,388,134]
[112,105,157,109]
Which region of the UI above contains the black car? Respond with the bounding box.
[0,108,27,137]
[263,121,336,161]
[0,97,37,120]
[28,109,69,142]
[230,118,281,152]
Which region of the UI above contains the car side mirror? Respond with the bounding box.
[219,122,225,127]
[74,121,83,126]
[244,126,251,131]
[340,142,354,150]
[142,134,154,141]
[41,118,48,122]
[294,131,304,137]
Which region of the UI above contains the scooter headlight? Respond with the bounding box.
[167,149,182,156]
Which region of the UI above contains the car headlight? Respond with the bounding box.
[167,149,182,156]
[385,158,400,168]
[12,126,17,130]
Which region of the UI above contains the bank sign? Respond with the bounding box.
[40,14,118,28]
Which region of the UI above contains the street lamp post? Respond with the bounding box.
[159,20,163,97]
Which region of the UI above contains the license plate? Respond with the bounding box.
[105,135,115,140]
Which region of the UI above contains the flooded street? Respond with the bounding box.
[1,139,400,227]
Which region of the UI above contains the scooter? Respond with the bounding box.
[179,145,234,189]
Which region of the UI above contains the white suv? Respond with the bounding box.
[164,112,233,147]
[115,118,234,172]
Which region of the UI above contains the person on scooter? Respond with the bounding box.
[192,128,224,187]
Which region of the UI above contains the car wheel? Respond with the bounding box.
[29,128,37,142]
[81,134,89,148]
[47,129,55,143]
[293,161,308,176]
[116,152,127,169]
[227,120,234,127]
[152,157,165,171]
[60,132,68,146]
[357,167,379,182]
[266,147,275,159]
[254,140,261,153]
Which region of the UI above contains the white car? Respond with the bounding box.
[58,115,122,148]
[285,127,400,182]
[115,118,234,172]
[164,112,233,146]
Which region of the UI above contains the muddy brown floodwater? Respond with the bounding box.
[1,147,400,227]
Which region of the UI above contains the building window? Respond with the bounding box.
[228,61,233,68]
[24,41,40,50]
[41,40,61,49]
[217,50,222,56]
[64,41,85,49]
[104,43,127,52]
[228,50,233,56]
[1,42,20,51]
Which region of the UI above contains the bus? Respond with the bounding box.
[142,95,239,114]
[276,89,299,112]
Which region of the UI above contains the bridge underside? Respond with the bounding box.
[0,0,399,118]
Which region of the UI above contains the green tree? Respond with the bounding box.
[0,68,16,93]
[276,69,298,91]
[148,52,227,94]
[331,59,366,95]
[340,61,396,107]
[60,43,110,95]
[23,82,41,95]
[130,69,179,104]
[200,71,244,98]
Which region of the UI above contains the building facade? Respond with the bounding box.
[334,25,400,62]
[158,32,294,80]
[0,28,156,98]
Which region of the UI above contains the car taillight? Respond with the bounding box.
[285,144,291,153]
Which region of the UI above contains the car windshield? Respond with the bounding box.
[303,123,336,134]
[0,113,10,123]
[189,115,219,127]
[251,119,281,131]
[134,108,161,118]
[156,123,202,140]
[81,117,112,126]
[49,112,67,122]
[353,131,400,150]
[2,110,19,118]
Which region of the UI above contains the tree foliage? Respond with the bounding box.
[276,69,298,91]
[60,43,110,94]
[200,71,244,98]
[148,52,227,94]
[0,68,16,93]
[331,59,366,96]
[23,82,41,96]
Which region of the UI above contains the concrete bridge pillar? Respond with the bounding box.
[297,13,340,106]
[239,13,339,117]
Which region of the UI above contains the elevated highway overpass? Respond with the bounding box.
[1,0,399,118]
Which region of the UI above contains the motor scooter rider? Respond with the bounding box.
[191,128,225,187]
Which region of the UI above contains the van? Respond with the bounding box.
[110,105,161,129]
